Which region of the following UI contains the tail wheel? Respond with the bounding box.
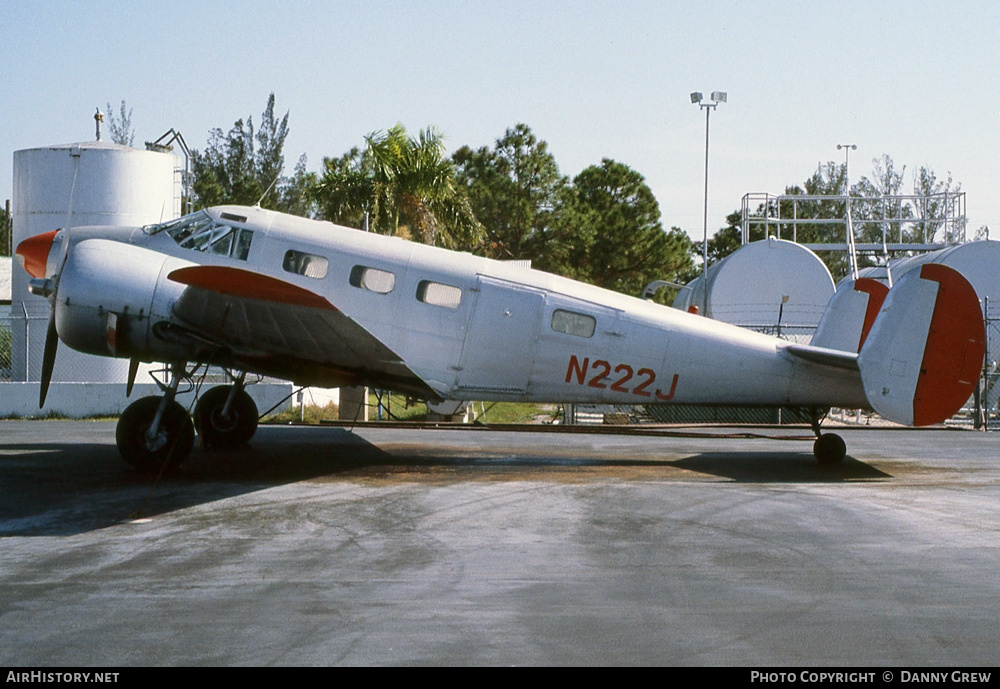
[194,386,259,449]
[813,433,847,465]
[116,397,194,473]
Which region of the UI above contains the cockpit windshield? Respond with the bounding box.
[148,211,253,261]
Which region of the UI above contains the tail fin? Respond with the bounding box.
[857,264,985,426]
[811,277,889,353]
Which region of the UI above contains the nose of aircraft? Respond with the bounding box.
[15,230,59,278]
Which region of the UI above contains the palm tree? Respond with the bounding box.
[314,124,483,250]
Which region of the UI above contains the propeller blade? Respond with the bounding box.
[37,149,80,409]
[56,153,80,276]
[39,312,58,408]
[126,358,140,398]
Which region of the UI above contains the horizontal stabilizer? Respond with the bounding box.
[782,343,858,370]
[857,264,985,426]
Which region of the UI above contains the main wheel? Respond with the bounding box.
[116,397,195,473]
[194,386,259,449]
[813,433,847,465]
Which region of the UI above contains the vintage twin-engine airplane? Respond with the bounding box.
[15,204,986,471]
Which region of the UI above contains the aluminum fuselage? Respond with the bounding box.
[49,206,869,409]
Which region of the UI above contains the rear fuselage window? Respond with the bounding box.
[551,309,596,338]
[349,265,395,293]
[416,281,462,309]
[283,250,329,279]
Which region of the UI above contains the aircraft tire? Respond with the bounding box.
[813,433,847,465]
[117,397,195,473]
[195,386,259,449]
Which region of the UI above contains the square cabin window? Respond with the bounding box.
[349,265,396,294]
[551,309,596,338]
[416,280,462,309]
[283,250,329,279]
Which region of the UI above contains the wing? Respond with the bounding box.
[167,265,441,400]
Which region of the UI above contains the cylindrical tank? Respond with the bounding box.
[847,240,1000,313]
[11,140,177,382]
[674,237,835,340]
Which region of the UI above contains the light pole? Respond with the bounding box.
[691,91,726,312]
[836,143,856,193]
[837,144,858,279]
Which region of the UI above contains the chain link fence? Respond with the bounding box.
[0,313,11,382]
[981,299,1000,429]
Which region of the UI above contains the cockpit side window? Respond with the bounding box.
[151,212,253,261]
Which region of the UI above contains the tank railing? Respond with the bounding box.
[741,191,966,253]
[146,129,192,218]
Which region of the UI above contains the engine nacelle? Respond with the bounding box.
[54,239,193,361]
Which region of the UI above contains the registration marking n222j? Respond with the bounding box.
[564,355,679,401]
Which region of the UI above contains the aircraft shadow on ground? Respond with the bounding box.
[0,425,889,537]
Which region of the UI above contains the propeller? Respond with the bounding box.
[36,154,79,407]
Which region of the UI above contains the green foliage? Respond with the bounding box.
[704,211,745,266]
[0,204,10,256]
[313,124,483,249]
[263,401,339,424]
[105,100,135,147]
[191,93,314,213]
[1,323,11,372]
[539,159,695,298]
[452,124,565,261]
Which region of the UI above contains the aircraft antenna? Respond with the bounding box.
[254,174,281,208]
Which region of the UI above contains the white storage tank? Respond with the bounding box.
[11,138,177,383]
[845,240,1000,316]
[674,237,835,340]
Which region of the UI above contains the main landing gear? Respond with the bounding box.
[116,363,194,473]
[116,365,259,473]
[194,376,259,450]
[809,408,846,465]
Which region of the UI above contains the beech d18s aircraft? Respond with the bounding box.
[16,205,986,472]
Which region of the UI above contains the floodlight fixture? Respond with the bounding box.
[690,92,703,104]
[836,143,857,192]
[711,91,727,103]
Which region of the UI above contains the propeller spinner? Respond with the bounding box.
[16,229,64,407]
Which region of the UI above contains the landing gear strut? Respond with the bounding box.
[116,363,194,473]
[194,376,259,449]
[809,408,846,465]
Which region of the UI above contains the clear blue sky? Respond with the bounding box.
[4,0,1000,241]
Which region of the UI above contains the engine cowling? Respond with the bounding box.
[54,238,193,361]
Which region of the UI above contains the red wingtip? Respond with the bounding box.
[15,230,59,278]
[913,264,986,426]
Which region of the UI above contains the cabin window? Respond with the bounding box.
[551,309,596,338]
[416,280,462,309]
[349,265,395,293]
[283,250,329,279]
[154,211,253,261]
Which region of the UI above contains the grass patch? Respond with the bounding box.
[263,400,340,424]
[261,393,560,426]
